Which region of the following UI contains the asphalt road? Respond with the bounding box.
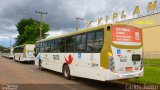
[0,56,127,90]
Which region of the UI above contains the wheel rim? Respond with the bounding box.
[64,67,69,77]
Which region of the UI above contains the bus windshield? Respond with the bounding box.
[112,25,142,46]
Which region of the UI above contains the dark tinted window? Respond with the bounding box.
[35,43,40,54]
[66,36,74,52]
[36,29,104,53]
[58,38,65,52]
[95,30,104,51]
[55,39,58,47]
[82,34,86,43]
[45,41,51,52]
[132,54,141,61]
[50,40,55,52]
[40,42,44,52]
[86,32,95,52]
[87,32,95,42]
[13,46,24,53]
[76,35,81,44]
[96,30,103,41]
[75,34,86,52]
[86,30,104,52]
[52,39,58,52]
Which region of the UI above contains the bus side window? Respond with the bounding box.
[66,36,74,52]
[86,30,104,53]
[87,32,95,52]
[95,30,104,52]
[40,42,44,53]
[35,43,40,56]
[75,35,81,52]
[50,40,55,52]
[37,43,40,53]
[20,47,24,53]
[81,34,86,52]
[44,41,47,52]
[54,39,58,53]
[45,41,51,53]
[61,38,66,52]
[58,38,65,53]
[75,34,86,52]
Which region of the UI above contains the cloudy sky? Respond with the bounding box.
[0,0,159,47]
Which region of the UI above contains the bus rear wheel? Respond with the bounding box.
[63,64,71,80]
[39,60,43,70]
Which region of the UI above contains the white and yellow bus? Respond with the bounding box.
[35,24,143,81]
[1,49,8,57]
[1,48,14,59]
[13,44,35,62]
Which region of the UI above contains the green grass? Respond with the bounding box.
[129,59,160,84]
[143,58,160,65]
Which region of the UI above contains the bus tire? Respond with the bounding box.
[63,64,71,80]
[39,60,43,70]
[19,57,20,61]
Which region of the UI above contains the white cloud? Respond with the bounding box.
[0,0,160,47]
[46,31,63,38]
[46,29,69,39]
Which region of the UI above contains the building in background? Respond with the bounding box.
[117,13,160,58]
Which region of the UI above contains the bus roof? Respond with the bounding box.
[14,44,35,48]
[2,48,10,51]
[37,24,141,43]
[37,24,108,43]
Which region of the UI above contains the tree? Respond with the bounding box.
[15,18,50,45]
[0,45,6,51]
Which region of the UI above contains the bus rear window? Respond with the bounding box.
[112,25,142,46]
[132,54,141,61]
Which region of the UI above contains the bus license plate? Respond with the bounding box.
[126,67,132,72]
